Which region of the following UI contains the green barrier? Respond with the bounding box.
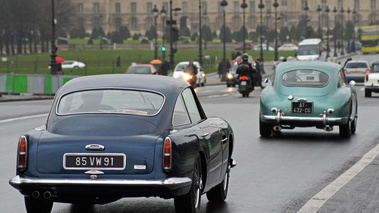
[13,75,28,93]
[45,75,53,94]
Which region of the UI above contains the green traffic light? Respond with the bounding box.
[161,46,166,52]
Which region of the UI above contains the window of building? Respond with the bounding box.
[371,0,377,10]
[94,3,99,13]
[202,1,207,14]
[131,2,137,14]
[337,0,342,9]
[354,0,359,10]
[266,0,271,11]
[78,3,83,14]
[115,3,121,14]
[182,1,188,14]
[131,17,138,30]
[233,1,239,13]
[249,1,255,13]
[147,2,152,13]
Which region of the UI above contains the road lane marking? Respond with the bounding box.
[297,144,379,213]
[0,114,48,124]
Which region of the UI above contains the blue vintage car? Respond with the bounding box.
[260,61,358,138]
[9,74,236,213]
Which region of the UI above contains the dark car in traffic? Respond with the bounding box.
[9,74,236,213]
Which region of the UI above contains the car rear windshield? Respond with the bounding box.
[57,89,164,116]
[345,62,368,68]
[281,69,329,87]
[127,67,151,74]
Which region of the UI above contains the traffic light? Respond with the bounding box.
[161,45,166,52]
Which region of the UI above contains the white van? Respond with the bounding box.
[296,38,322,61]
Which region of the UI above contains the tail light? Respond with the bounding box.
[344,69,347,74]
[17,136,28,171]
[163,137,172,171]
[365,69,371,75]
[240,75,249,81]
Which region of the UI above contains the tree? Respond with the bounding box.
[219,26,232,43]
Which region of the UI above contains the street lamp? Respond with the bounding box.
[199,0,203,66]
[333,6,338,57]
[352,8,357,52]
[220,0,228,81]
[49,0,58,75]
[340,7,345,55]
[258,1,265,66]
[266,9,271,51]
[169,0,181,70]
[304,0,309,39]
[273,0,279,61]
[325,5,330,58]
[241,0,248,53]
[160,6,166,60]
[347,7,351,53]
[317,5,322,40]
[153,5,159,59]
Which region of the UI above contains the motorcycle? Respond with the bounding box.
[237,75,254,97]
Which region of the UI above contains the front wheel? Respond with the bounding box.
[25,197,53,213]
[174,157,202,213]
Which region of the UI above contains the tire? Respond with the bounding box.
[25,196,53,213]
[365,89,372,97]
[351,105,358,134]
[206,155,230,202]
[339,120,351,138]
[260,120,272,137]
[174,157,202,213]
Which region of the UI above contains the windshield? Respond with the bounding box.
[57,89,164,116]
[297,45,319,56]
[127,67,151,74]
[281,69,329,87]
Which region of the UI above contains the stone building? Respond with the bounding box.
[71,0,379,36]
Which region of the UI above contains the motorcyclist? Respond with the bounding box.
[236,54,255,86]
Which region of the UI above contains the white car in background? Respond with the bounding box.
[62,60,86,69]
[364,61,379,97]
[278,43,298,51]
[172,61,206,87]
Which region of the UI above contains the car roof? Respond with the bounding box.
[276,61,341,74]
[56,74,189,97]
[129,64,154,67]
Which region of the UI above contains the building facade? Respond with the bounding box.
[71,0,379,36]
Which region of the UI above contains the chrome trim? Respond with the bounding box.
[85,144,105,151]
[9,176,192,188]
[263,115,342,123]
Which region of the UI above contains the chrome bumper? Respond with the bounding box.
[262,115,342,125]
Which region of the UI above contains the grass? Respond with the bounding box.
[0,44,297,76]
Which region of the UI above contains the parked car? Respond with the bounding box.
[172,61,206,87]
[61,60,86,69]
[226,63,238,87]
[235,43,254,50]
[346,41,362,53]
[364,61,379,97]
[278,43,298,51]
[9,74,236,213]
[254,44,274,51]
[126,64,157,75]
[260,61,358,138]
[343,60,371,83]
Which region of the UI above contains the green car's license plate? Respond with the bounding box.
[292,102,313,113]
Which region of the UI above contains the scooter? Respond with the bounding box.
[237,75,254,97]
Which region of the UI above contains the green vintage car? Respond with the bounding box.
[260,61,358,138]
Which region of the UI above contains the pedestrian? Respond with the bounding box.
[254,58,264,89]
[217,61,223,78]
[161,60,169,76]
[116,55,121,68]
[337,41,341,53]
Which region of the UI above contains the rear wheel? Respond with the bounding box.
[24,197,53,213]
[174,157,202,213]
[260,120,272,137]
[206,155,230,202]
[339,120,351,138]
[365,89,372,97]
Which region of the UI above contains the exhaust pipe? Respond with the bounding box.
[32,191,40,199]
[273,125,281,131]
[324,126,333,131]
[43,191,52,199]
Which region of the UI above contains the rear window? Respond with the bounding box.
[281,69,329,87]
[372,64,379,72]
[127,67,152,74]
[345,62,368,69]
[57,89,164,116]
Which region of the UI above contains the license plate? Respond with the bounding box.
[64,153,126,170]
[352,71,361,74]
[241,81,247,85]
[292,102,313,113]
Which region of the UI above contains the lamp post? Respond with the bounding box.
[340,7,345,55]
[153,5,159,59]
[241,0,247,53]
[347,7,351,53]
[317,5,322,40]
[169,0,181,70]
[220,0,228,81]
[352,8,356,52]
[258,1,265,66]
[273,0,279,61]
[266,9,270,51]
[161,6,166,60]
[333,6,338,57]
[325,5,330,58]
[199,0,203,66]
[49,0,58,75]
[304,0,309,39]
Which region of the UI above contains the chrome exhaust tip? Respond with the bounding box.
[43,191,52,199]
[324,126,333,131]
[32,191,40,199]
[273,125,281,131]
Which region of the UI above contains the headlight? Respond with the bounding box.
[227,73,234,79]
[183,73,192,81]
